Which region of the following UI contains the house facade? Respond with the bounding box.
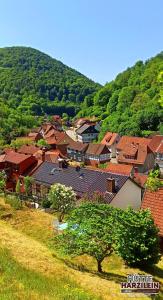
[85,144,111,166]
[67,141,88,162]
[31,161,142,209]
[149,135,163,174]
[116,136,155,173]
[0,151,37,191]
[101,132,120,158]
[76,124,99,143]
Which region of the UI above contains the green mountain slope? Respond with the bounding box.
[79,52,163,137]
[0,47,100,144]
[0,47,100,115]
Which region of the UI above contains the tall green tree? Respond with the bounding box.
[57,203,116,272]
[114,208,161,267]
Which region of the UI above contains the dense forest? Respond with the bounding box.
[0,47,162,145]
[0,46,100,144]
[78,52,163,137]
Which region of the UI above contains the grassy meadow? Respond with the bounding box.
[0,196,162,300]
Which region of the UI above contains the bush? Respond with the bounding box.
[5,195,22,210]
[41,198,51,208]
[114,208,161,267]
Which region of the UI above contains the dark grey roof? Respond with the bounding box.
[32,162,129,203]
[76,124,98,135]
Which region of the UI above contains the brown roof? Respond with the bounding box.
[106,163,133,175]
[45,131,66,145]
[141,188,163,236]
[76,124,98,134]
[122,143,138,156]
[28,132,39,138]
[74,118,91,127]
[3,151,32,164]
[117,136,151,151]
[44,124,54,135]
[18,145,40,155]
[133,173,148,188]
[118,144,152,165]
[149,135,163,154]
[68,141,88,152]
[45,149,66,162]
[44,128,59,139]
[101,132,119,146]
[86,144,110,156]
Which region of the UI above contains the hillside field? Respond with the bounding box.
[0,197,162,300]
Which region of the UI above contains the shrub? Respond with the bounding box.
[5,195,22,210]
[114,208,161,267]
[41,198,51,208]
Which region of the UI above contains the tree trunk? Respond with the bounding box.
[97,260,103,273]
[58,212,64,223]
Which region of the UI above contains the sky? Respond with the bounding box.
[0,0,162,84]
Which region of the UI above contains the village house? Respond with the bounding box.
[67,141,88,162]
[133,173,148,189]
[116,136,155,173]
[51,115,62,130]
[141,187,163,250]
[0,150,37,191]
[32,161,142,210]
[74,118,91,128]
[76,123,99,143]
[85,144,111,166]
[27,131,43,142]
[42,126,73,155]
[18,144,41,156]
[101,132,120,158]
[149,135,163,174]
[106,163,134,176]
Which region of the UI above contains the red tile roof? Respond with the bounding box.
[133,173,148,188]
[149,135,163,154]
[101,132,119,146]
[118,144,152,165]
[105,163,133,175]
[45,131,65,145]
[67,140,88,152]
[44,124,54,135]
[18,145,40,155]
[45,150,66,163]
[141,188,163,236]
[3,151,32,164]
[86,144,110,156]
[117,136,151,151]
[44,128,59,139]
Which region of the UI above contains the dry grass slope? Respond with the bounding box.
[0,197,162,300]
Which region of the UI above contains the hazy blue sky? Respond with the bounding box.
[0,0,162,84]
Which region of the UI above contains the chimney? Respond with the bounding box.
[42,147,46,162]
[58,158,64,169]
[106,178,116,193]
[134,167,138,175]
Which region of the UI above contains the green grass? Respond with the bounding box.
[0,247,100,300]
[0,197,162,300]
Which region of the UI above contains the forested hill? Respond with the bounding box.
[79,52,163,137]
[0,46,100,144]
[0,46,100,116]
